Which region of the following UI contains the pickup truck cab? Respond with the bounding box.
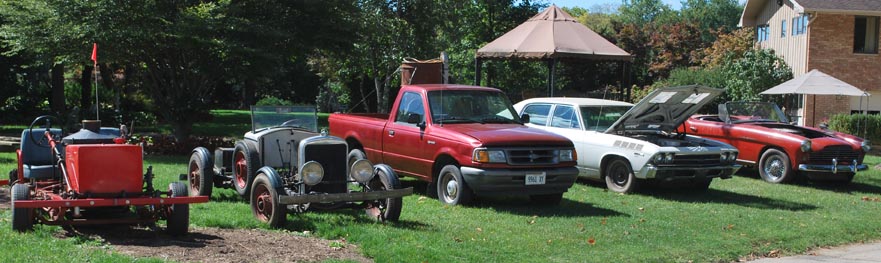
[329,84,578,205]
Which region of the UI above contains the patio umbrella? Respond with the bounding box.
[760,69,871,126]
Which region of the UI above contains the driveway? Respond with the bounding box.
[750,241,881,263]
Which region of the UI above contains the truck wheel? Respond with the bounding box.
[11,183,33,232]
[759,149,792,183]
[232,141,259,198]
[437,165,472,205]
[530,193,563,205]
[166,182,190,236]
[188,148,214,197]
[365,166,402,222]
[604,158,640,194]
[251,173,287,228]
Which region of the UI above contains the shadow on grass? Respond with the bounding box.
[282,208,431,232]
[648,188,818,211]
[793,179,881,195]
[68,225,221,248]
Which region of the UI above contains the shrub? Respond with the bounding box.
[256,96,293,106]
[828,113,881,142]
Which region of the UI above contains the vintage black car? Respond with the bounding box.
[187,106,412,227]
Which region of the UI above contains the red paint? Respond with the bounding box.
[65,144,143,194]
[13,196,209,208]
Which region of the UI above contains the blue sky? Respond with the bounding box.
[548,0,683,11]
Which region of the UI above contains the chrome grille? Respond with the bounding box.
[505,148,559,165]
[809,145,860,164]
[667,154,723,166]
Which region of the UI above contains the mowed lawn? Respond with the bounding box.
[1,150,880,262]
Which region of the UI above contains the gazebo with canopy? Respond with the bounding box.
[474,5,632,97]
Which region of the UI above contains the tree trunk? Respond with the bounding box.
[374,77,388,114]
[80,65,93,119]
[99,63,118,110]
[172,122,193,143]
[243,78,256,108]
[50,63,65,115]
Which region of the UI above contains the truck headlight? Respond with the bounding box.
[862,140,871,152]
[350,159,375,184]
[800,140,812,153]
[300,161,324,186]
[473,148,506,163]
[559,149,575,162]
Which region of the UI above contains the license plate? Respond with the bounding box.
[525,173,546,185]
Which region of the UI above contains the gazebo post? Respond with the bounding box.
[474,58,483,86]
[547,59,557,96]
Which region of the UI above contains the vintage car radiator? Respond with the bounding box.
[304,143,348,193]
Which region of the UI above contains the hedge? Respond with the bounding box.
[828,113,881,143]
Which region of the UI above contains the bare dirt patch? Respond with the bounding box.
[0,186,9,209]
[65,225,372,263]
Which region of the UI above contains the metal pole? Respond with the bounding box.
[548,59,556,97]
[474,58,482,86]
[94,61,99,121]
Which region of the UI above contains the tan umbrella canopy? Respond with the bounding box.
[760,69,871,126]
[760,69,870,96]
[474,5,632,96]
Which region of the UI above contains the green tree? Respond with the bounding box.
[616,0,678,25]
[680,0,744,42]
[722,49,793,101]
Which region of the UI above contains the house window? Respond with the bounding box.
[756,24,769,41]
[854,16,879,54]
[781,19,787,37]
[792,15,808,35]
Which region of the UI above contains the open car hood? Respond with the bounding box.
[606,85,723,134]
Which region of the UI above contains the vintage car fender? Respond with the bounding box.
[256,166,286,192]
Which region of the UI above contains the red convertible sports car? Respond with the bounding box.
[684,101,869,183]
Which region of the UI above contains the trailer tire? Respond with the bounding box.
[166,182,190,236]
[251,173,287,228]
[232,141,259,198]
[188,148,214,197]
[11,183,33,232]
[365,165,402,222]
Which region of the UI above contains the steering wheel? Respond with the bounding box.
[280,119,301,128]
[27,115,62,148]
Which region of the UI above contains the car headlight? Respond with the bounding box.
[800,140,812,153]
[664,153,674,163]
[350,159,375,184]
[720,152,729,163]
[559,149,575,162]
[862,140,871,152]
[300,161,324,186]
[473,148,506,163]
[653,153,664,164]
[728,152,738,162]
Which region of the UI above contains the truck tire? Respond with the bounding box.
[11,183,33,232]
[437,165,473,205]
[232,141,259,198]
[604,158,640,194]
[188,148,214,197]
[365,165,402,222]
[758,148,792,183]
[251,173,287,228]
[166,182,190,236]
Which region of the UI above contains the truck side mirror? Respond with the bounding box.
[407,113,426,130]
[520,113,530,124]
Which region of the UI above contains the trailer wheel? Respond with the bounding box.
[232,141,259,198]
[11,183,33,232]
[166,182,190,236]
[365,166,402,222]
[251,173,286,228]
[437,165,473,206]
[188,148,214,197]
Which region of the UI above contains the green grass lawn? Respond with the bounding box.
[2,152,881,262]
[139,109,331,137]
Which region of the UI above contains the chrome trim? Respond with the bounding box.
[297,134,347,170]
[798,164,869,173]
[636,164,742,179]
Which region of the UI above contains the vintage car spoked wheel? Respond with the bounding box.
[11,183,34,232]
[759,149,792,183]
[188,148,214,197]
[438,165,472,205]
[365,165,402,221]
[604,158,640,194]
[232,141,259,198]
[166,182,190,236]
[251,173,287,228]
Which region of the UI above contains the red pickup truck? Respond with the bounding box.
[329,84,578,205]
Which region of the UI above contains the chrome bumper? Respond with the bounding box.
[278,188,413,205]
[459,166,578,195]
[636,164,742,180]
[798,159,868,173]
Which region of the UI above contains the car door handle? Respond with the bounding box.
[689,126,697,132]
[388,130,395,136]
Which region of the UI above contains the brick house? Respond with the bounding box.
[740,0,880,126]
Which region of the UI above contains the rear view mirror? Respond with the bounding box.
[520,114,530,124]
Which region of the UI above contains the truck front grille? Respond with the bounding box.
[809,145,860,164]
[304,143,348,193]
[505,148,559,166]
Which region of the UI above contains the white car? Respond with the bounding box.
[513,86,741,193]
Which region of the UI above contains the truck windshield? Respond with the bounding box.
[250,105,319,133]
[581,106,630,131]
[427,90,520,124]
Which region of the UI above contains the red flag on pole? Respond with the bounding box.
[90,43,98,62]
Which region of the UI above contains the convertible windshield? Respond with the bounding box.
[725,102,788,123]
[251,106,318,132]
[581,106,630,131]
[427,90,520,124]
